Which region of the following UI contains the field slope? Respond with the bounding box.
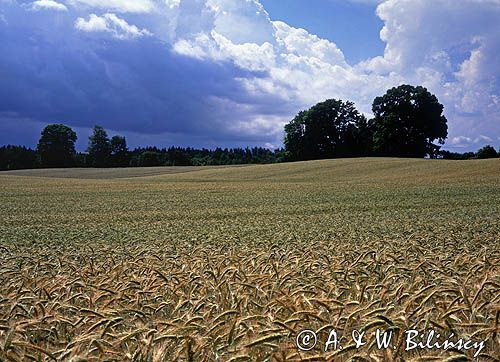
[0,158,499,361]
[0,165,242,179]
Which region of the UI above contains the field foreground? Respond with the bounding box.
[0,158,499,361]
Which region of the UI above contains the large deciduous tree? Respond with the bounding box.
[371,85,448,158]
[476,145,498,159]
[37,124,77,167]
[284,99,372,161]
[88,125,111,167]
[110,135,129,167]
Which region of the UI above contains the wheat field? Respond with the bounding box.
[0,158,499,361]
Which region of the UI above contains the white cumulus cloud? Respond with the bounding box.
[75,13,152,39]
[362,0,500,141]
[170,0,399,128]
[68,0,155,13]
[29,0,67,11]
[170,0,500,148]
[165,0,180,9]
[173,30,275,71]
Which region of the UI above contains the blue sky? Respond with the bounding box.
[260,0,385,64]
[0,0,499,152]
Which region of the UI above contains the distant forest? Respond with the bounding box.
[1,85,498,171]
[0,142,285,171]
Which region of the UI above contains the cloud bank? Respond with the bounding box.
[0,0,498,150]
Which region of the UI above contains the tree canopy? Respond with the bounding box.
[37,124,77,167]
[476,145,498,159]
[283,85,450,160]
[284,99,371,161]
[88,125,111,167]
[110,135,129,167]
[0,146,38,170]
[371,85,448,158]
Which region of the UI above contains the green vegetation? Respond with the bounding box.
[371,85,448,158]
[0,158,499,360]
[0,145,38,170]
[87,125,112,167]
[284,84,449,161]
[37,124,78,168]
[284,99,371,160]
[476,145,499,159]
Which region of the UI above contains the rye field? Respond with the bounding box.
[0,158,499,361]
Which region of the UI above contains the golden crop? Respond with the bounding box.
[0,158,499,361]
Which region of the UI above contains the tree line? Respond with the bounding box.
[282,84,498,161]
[1,84,498,171]
[2,141,495,171]
[284,84,449,160]
[0,125,285,170]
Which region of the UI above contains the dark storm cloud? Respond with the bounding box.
[0,2,290,148]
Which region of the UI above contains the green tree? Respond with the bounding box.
[37,124,77,167]
[87,125,111,167]
[371,85,448,158]
[0,145,39,170]
[476,145,498,159]
[171,150,192,166]
[110,135,129,167]
[139,151,162,167]
[284,99,371,161]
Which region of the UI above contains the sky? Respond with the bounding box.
[0,0,499,152]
